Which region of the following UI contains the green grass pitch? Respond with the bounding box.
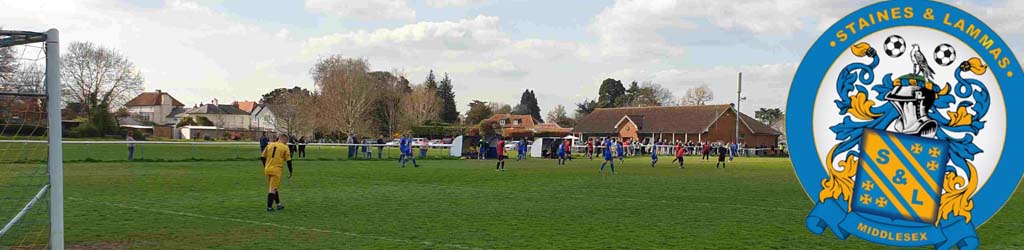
[2,154,1024,249]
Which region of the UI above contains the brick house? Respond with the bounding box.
[572,104,781,147]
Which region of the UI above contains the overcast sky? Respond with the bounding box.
[2,0,1022,115]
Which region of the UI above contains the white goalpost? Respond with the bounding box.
[0,28,63,249]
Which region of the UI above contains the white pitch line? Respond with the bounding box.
[68,197,484,250]
[314,176,808,213]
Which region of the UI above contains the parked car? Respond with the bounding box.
[504,141,520,151]
[412,138,427,145]
[384,139,401,146]
[428,139,444,146]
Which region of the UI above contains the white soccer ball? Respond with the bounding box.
[934,43,956,67]
[883,35,906,58]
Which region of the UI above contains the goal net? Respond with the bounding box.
[0,29,62,249]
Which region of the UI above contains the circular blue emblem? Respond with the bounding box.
[787,1,1022,249]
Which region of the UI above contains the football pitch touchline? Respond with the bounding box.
[313,175,808,213]
[67,197,487,250]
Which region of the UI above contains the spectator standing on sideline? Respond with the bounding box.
[127,131,136,161]
[419,139,429,159]
[298,136,307,158]
[376,135,385,159]
[259,132,270,153]
[701,142,711,161]
[288,136,297,155]
[346,134,356,159]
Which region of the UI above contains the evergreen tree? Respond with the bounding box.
[437,73,460,123]
[423,70,438,90]
[516,90,544,123]
[597,78,626,108]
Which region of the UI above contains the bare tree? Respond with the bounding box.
[400,84,441,129]
[545,104,575,128]
[629,81,676,107]
[311,55,377,137]
[682,85,713,106]
[0,47,16,83]
[61,41,144,133]
[267,91,313,136]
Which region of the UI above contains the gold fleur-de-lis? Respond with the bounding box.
[929,147,941,158]
[911,144,923,154]
[876,197,889,208]
[927,160,940,171]
[860,194,873,205]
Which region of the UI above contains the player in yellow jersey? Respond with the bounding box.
[261,134,293,212]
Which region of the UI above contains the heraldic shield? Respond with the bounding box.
[853,129,948,224]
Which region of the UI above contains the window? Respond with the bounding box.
[139,112,152,121]
[499,119,506,126]
[514,119,521,125]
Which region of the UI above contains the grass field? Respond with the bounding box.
[2,155,1024,249]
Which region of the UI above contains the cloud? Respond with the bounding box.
[303,15,508,58]
[426,0,488,8]
[304,0,416,21]
[0,0,310,106]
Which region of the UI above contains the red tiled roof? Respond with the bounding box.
[233,101,257,113]
[125,91,185,107]
[572,104,780,135]
[487,114,536,129]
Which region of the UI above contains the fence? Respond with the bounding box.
[0,140,455,162]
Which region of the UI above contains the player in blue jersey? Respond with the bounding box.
[400,134,419,168]
[650,139,658,168]
[615,139,625,164]
[599,138,616,174]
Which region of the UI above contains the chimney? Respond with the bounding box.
[212,98,219,105]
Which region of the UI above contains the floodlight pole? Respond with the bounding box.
[736,72,742,147]
[45,28,64,250]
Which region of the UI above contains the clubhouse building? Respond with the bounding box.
[572,104,781,147]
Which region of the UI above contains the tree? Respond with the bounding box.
[423,70,438,90]
[437,73,459,123]
[574,99,598,116]
[260,86,310,105]
[371,71,409,136]
[62,41,145,135]
[515,89,543,123]
[755,107,784,126]
[511,104,528,115]
[464,100,493,125]
[597,78,626,108]
[682,85,713,106]
[0,47,15,82]
[628,82,676,107]
[545,105,575,128]
[489,103,512,114]
[477,119,500,137]
[267,90,313,135]
[400,84,442,129]
[624,81,641,106]
[194,116,214,126]
[175,116,196,127]
[311,55,377,137]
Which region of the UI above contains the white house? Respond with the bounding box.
[124,90,186,126]
[250,104,278,132]
[184,100,251,130]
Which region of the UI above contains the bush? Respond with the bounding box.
[411,125,468,139]
[70,123,101,138]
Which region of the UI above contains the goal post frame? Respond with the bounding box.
[44,28,63,250]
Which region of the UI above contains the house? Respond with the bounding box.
[184,100,251,130]
[232,100,258,113]
[485,114,573,138]
[124,90,186,126]
[250,104,277,132]
[572,104,781,146]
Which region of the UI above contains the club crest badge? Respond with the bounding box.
[787,1,1023,249]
